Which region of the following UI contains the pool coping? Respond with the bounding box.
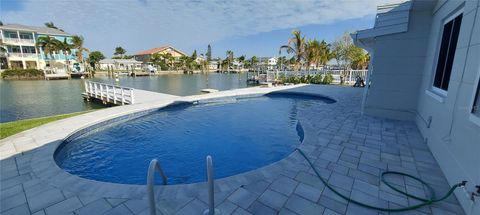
[2,84,338,200]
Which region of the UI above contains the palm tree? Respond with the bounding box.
[114,47,126,58]
[306,39,321,71]
[318,40,332,66]
[250,56,258,70]
[160,53,174,70]
[36,36,62,68]
[71,35,89,63]
[225,50,233,72]
[279,30,306,72]
[56,38,74,72]
[44,22,64,32]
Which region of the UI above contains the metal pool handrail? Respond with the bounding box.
[147,159,167,215]
[203,155,220,215]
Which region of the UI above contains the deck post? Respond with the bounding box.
[89,82,93,96]
[94,83,98,98]
[121,88,125,105]
[113,87,117,104]
[130,89,135,104]
[106,86,110,103]
[100,84,104,100]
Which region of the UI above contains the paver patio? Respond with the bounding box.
[0,85,464,214]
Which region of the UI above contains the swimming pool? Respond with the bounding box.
[54,92,334,185]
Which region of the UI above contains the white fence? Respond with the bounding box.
[84,81,135,105]
[275,69,368,84]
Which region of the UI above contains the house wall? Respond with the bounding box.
[415,0,480,214]
[363,1,434,120]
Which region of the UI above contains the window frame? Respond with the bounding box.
[430,8,464,96]
[469,65,480,126]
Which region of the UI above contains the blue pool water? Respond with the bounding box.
[55,93,333,185]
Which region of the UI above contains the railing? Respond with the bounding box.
[2,38,34,44]
[22,53,38,58]
[146,156,220,215]
[7,53,23,58]
[3,37,20,44]
[20,38,35,44]
[203,155,219,215]
[84,81,135,105]
[279,69,368,84]
[147,159,168,215]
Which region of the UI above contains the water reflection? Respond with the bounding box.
[0,73,249,122]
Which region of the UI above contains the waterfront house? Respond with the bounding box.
[267,57,277,70]
[134,45,186,63]
[208,60,219,71]
[194,55,206,64]
[0,24,77,70]
[99,59,143,71]
[351,0,480,213]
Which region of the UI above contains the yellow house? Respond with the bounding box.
[134,45,186,63]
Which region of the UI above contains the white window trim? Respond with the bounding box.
[425,89,446,103]
[469,114,480,127]
[468,64,480,126]
[429,7,464,94]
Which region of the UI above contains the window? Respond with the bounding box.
[8,33,18,38]
[433,13,463,91]
[19,34,33,39]
[473,78,480,117]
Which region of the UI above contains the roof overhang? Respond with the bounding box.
[351,0,413,50]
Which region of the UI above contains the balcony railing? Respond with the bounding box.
[8,53,23,58]
[7,53,38,59]
[23,53,38,58]
[3,38,20,44]
[20,39,35,44]
[3,37,35,45]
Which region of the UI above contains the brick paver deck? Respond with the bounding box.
[0,85,464,215]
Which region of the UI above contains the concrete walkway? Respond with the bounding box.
[0,85,464,215]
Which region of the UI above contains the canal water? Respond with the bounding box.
[0,73,249,123]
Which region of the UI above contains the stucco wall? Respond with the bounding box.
[415,0,480,214]
[364,2,434,120]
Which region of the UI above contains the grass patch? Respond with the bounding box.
[0,111,93,139]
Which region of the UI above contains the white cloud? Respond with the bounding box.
[2,0,400,56]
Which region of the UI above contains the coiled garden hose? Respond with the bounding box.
[296,148,466,212]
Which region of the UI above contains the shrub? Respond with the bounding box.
[322,73,334,84]
[1,69,44,79]
[279,73,334,85]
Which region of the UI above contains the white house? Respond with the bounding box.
[351,0,479,214]
[208,60,219,71]
[99,59,142,70]
[267,57,277,70]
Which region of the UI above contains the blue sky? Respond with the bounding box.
[1,0,396,58]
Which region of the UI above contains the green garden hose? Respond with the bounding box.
[296,148,466,212]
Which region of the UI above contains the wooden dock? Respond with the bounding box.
[83,81,135,105]
[82,81,179,105]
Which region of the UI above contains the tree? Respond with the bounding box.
[350,48,369,70]
[36,36,62,66]
[44,22,64,32]
[279,30,306,72]
[277,56,287,71]
[160,52,174,70]
[114,46,126,58]
[318,40,333,66]
[206,44,212,61]
[191,50,197,60]
[306,39,321,71]
[225,50,234,72]
[250,56,258,69]
[71,35,89,63]
[331,32,354,70]
[88,51,105,69]
[55,38,75,71]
